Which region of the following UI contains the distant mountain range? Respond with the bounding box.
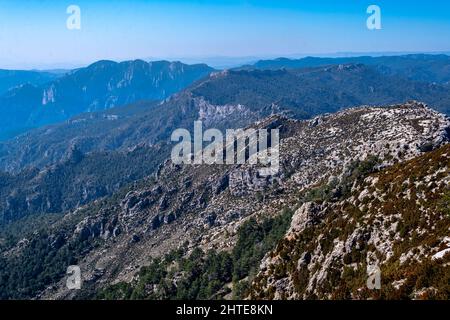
[2,54,450,142]
[0,69,62,95]
[1,62,450,174]
[0,60,215,140]
[241,54,450,84]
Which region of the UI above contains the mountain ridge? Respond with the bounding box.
[0,60,215,140]
[0,69,62,96]
[2,63,450,174]
[240,54,450,84]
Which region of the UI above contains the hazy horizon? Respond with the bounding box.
[1,0,450,70]
[2,50,450,71]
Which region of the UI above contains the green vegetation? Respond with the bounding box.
[440,189,450,218]
[0,144,169,225]
[97,208,293,300]
[0,230,90,299]
[232,209,293,280]
[0,190,122,299]
[303,156,380,203]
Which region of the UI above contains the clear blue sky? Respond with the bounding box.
[0,0,449,69]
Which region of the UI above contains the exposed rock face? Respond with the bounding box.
[288,202,326,235]
[229,168,275,196]
[281,101,449,191]
[197,97,253,127]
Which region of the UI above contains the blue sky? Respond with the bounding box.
[0,0,449,69]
